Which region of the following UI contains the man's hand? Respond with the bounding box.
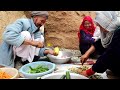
[35,41,44,48]
[31,40,44,48]
[44,49,57,56]
[23,39,44,48]
[48,49,56,55]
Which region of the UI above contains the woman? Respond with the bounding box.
[78,16,100,58]
[79,11,120,77]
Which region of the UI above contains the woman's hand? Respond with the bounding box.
[80,45,96,65]
[79,71,88,77]
[79,68,95,77]
[80,54,89,65]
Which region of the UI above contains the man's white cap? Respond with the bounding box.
[30,11,49,19]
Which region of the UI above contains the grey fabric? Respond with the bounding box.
[94,11,120,48]
[30,11,49,19]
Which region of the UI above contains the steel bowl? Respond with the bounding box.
[47,51,73,64]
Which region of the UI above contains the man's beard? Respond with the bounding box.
[36,24,42,28]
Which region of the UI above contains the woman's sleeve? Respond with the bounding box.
[92,29,120,73]
[80,30,95,44]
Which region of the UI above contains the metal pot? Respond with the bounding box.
[47,51,73,64]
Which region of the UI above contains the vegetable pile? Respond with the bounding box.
[0,71,12,79]
[68,66,103,79]
[28,65,49,74]
[68,66,89,73]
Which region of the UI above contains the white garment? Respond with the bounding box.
[92,26,101,41]
[94,11,120,48]
[13,31,43,62]
[40,25,44,35]
[39,25,45,43]
[40,35,44,43]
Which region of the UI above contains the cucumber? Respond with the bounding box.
[37,77,41,79]
[60,75,66,79]
[66,71,71,79]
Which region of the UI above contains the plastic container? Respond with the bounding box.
[0,67,19,79]
[19,61,56,79]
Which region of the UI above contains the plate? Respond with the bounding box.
[41,72,88,79]
[55,64,108,79]
[71,57,96,65]
[71,56,80,63]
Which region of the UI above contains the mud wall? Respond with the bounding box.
[0,11,96,50]
[45,11,96,49]
[0,11,26,43]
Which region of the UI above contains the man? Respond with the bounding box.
[0,11,56,67]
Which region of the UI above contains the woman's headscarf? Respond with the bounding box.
[94,11,120,48]
[80,16,96,36]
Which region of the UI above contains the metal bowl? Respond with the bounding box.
[47,51,73,64]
